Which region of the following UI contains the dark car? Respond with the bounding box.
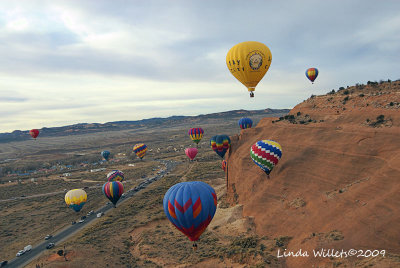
[46,243,55,249]
[45,235,53,240]
[80,216,86,220]
[0,260,8,267]
[71,221,76,225]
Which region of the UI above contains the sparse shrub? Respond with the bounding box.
[339,87,345,91]
[297,111,301,116]
[327,89,335,95]
[366,119,370,122]
[275,236,292,247]
[310,94,316,99]
[343,96,349,101]
[343,89,350,95]
[359,93,364,97]
[376,115,385,122]
[390,102,394,106]
[299,121,305,124]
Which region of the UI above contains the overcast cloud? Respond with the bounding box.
[0,0,399,132]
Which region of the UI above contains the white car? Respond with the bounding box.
[78,219,85,223]
[16,250,25,257]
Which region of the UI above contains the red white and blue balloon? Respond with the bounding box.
[250,140,282,175]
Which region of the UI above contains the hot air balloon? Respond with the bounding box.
[226,41,272,97]
[238,118,253,130]
[250,140,282,178]
[101,150,110,161]
[29,129,39,139]
[133,143,147,159]
[221,160,227,172]
[65,189,87,212]
[305,68,319,84]
[107,170,124,182]
[163,181,217,248]
[210,135,231,158]
[185,147,198,161]
[188,128,204,145]
[102,181,124,207]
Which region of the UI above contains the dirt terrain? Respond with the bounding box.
[226,81,400,267]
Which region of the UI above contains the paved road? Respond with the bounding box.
[5,160,177,268]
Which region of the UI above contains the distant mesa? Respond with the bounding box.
[0,109,289,143]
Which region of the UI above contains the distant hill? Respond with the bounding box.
[0,108,289,143]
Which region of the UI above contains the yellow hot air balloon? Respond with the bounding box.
[65,189,87,212]
[226,41,272,97]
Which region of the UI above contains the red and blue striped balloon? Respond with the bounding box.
[305,68,319,83]
[163,181,217,242]
[250,140,282,175]
[102,181,124,206]
[188,128,204,144]
[210,135,231,158]
[221,160,227,172]
[238,117,253,129]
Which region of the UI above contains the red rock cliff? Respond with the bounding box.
[226,81,400,266]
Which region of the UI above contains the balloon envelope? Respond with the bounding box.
[29,129,39,139]
[107,170,124,182]
[101,150,110,161]
[133,144,147,159]
[188,128,204,144]
[226,41,272,97]
[221,160,227,172]
[306,68,319,83]
[103,181,124,206]
[238,118,253,129]
[210,135,231,158]
[250,140,282,175]
[185,147,198,160]
[65,189,87,212]
[163,181,217,242]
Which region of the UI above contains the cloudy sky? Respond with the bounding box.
[1,0,399,132]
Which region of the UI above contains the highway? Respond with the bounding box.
[5,160,177,268]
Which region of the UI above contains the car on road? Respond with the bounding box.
[46,243,55,249]
[78,219,85,223]
[45,234,53,240]
[97,212,104,218]
[71,221,76,225]
[87,210,94,216]
[81,216,86,220]
[24,245,32,252]
[0,260,8,267]
[21,194,25,197]
[16,250,25,257]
